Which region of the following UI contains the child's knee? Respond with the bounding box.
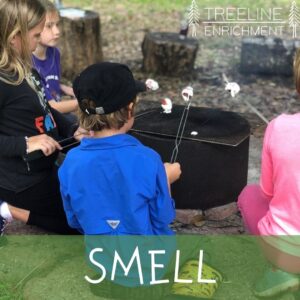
[237,184,260,210]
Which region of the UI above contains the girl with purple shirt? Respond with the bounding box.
[32,0,78,121]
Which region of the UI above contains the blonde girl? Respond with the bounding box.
[0,0,85,235]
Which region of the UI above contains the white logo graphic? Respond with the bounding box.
[188,0,298,38]
[106,220,120,230]
[289,0,300,38]
[188,0,200,37]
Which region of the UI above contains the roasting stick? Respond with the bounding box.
[25,76,160,162]
[244,102,269,124]
[60,139,80,150]
[170,86,194,163]
[222,73,269,124]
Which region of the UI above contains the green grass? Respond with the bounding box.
[64,0,190,11]
[0,282,19,300]
[63,0,291,13]
[0,236,269,300]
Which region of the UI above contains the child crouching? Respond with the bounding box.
[58,62,181,235]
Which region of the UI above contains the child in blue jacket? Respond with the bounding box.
[58,62,181,235]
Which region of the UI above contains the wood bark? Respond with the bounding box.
[59,10,103,80]
[142,32,199,76]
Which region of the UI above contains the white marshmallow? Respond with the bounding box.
[181,86,193,102]
[145,79,159,91]
[225,82,240,98]
[161,98,173,114]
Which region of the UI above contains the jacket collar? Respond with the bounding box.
[79,134,141,150]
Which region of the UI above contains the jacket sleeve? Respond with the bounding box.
[260,119,275,198]
[58,168,83,233]
[0,80,27,157]
[62,192,83,233]
[0,134,27,157]
[149,160,176,229]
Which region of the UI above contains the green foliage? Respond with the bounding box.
[63,0,291,13]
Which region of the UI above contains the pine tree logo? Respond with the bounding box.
[289,0,300,38]
[188,0,200,37]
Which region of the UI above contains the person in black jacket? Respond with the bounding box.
[0,0,87,234]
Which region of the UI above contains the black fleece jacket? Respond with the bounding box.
[0,70,76,192]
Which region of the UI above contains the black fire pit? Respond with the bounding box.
[130,105,250,210]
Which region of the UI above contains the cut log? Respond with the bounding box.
[58,9,103,80]
[240,37,300,76]
[142,32,199,76]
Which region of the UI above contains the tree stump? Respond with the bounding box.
[240,36,299,76]
[142,32,199,77]
[58,8,103,80]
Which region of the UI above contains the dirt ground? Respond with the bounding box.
[88,1,298,120]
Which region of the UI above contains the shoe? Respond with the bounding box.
[254,268,300,298]
[0,215,7,236]
[0,199,6,236]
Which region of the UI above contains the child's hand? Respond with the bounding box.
[73,127,91,141]
[26,134,62,156]
[164,162,182,184]
[60,84,76,98]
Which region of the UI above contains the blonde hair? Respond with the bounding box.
[78,98,137,131]
[0,0,45,85]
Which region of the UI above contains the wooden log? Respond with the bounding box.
[240,37,299,76]
[58,9,103,80]
[142,32,199,76]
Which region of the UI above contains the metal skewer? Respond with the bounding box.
[222,73,269,124]
[170,86,194,163]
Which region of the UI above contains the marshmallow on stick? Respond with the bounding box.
[145,79,159,91]
[181,86,193,102]
[222,73,269,124]
[225,82,240,98]
[161,98,172,114]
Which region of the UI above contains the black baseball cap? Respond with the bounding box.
[73,62,146,115]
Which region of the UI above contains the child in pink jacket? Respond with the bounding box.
[238,52,300,298]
